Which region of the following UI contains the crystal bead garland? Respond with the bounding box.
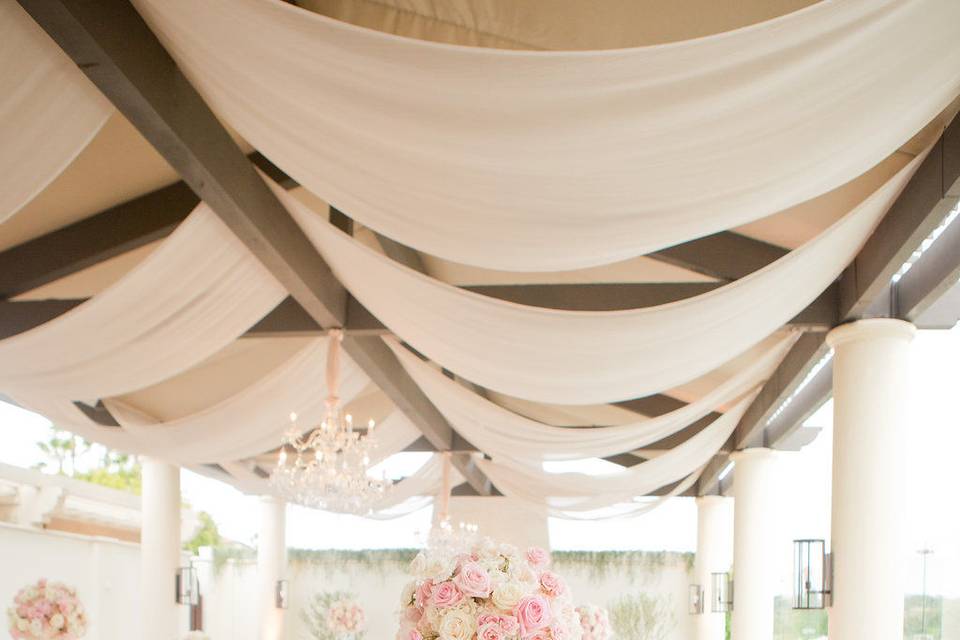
[270,329,390,514]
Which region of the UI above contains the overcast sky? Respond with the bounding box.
[1,327,957,595]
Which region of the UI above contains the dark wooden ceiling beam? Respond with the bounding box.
[16,0,346,328]
[648,231,789,281]
[699,119,960,496]
[13,0,500,494]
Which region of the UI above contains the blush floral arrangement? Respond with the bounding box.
[303,591,366,640]
[574,605,611,640]
[6,579,88,640]
[397,538,582,640]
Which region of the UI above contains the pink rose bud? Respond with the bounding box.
[453,561,493,598]
[525,547,550,569]
[514,595,552,637]
[430,581,464,608]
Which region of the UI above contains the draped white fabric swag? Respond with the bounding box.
[17,339,421,465]
[511,469,703,521]
[270,152,923,405]
[0,1,112,223]
[0,207,286,400]
[102,339,370,464]
[132,0,960,270]
[476,393,754,512]
[386,332,796,461]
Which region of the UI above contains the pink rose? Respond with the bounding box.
[499,615,520,636]
[538,571,566,598]
[526,547,550,570]
[408,631,423,640]
[514,595,552,637]
[477,613,500,628]
[454,561,492,598]
[478,622,504,640]
[431,581,464,608]
[415,580,434,611]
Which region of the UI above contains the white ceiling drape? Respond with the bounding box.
[0,207,286,400]
[0,1,112,223]
[476,394,753,512]
[131,0,960,271]
[385,332,796,461]
[101,339,371,464]
[271,151,922,405]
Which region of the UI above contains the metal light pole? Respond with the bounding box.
[918,548,934,636]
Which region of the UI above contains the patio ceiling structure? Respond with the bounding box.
[1,0,959,510]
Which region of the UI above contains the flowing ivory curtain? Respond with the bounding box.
[476,394,754,511]
[101,339,371,464]
[385,332,796,460]
[270,152,923,405]
[508,469,703,521]
[0,207,286,400]
[0,1,112,223]
[131,0,960,271]
[365,453,465,520]
[219,452,458,520]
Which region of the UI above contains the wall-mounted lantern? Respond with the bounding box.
[176,566,199,606]
[793,539,832,609]
[688,584,705,615]
[711,572,733,613]
[275,579,289,609]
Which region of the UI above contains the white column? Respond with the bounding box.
[827,319,914,640]
[695,496,733,640]
[257,497,287,640]
[731,448,779,640]
[140,458,181,640]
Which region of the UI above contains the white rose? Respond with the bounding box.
[491,581,525,611]
[425,554,456,581]
[17,619,28,632]
[50,614,65,629]
[29,619,42,636]
[438,608,475,640]
[400,581,416,606]
[410,552,428,577]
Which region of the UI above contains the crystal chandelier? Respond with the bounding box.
[270,329,390,514]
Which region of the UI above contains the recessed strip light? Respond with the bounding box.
[891,201,960,283]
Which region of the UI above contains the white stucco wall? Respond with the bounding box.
[0,522,190,640]
[199,552,692,640]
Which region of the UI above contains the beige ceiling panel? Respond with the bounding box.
[112,337,313,421]
[301,0,819,50]
[13,241,161,301]
[0,113,179,252]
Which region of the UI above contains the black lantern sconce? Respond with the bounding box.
[688,584,705,615]
[275,579,289,609]
[176,566,199,606]
[711,572,733,613]
[793,539,832,609]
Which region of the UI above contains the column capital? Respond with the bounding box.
[695,495,731,507]
[729,447,778,464]
[826,318,915,349]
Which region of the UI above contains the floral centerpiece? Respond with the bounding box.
[575,605,611,640]
[398,538,582,640]
[6,579,87,640]
[303,591,366,640]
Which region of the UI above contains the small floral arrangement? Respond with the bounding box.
[6,579,87,640]
[303,591,366,640]
[397,538,582,640]
[575,605,611,640]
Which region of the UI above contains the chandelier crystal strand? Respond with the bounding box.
[270,329,391,514]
